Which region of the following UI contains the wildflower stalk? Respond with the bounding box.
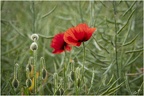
[31,1,38,94]
[33,50,37,94]
[14,64,18,79]
[40,57,46,77]
[82,42,85,81]
[39,57,47,94]
[12,63,19,90]
[38,34,54,39]
[30,39,39,94]
[63,51,67,93]
[39,57,43,94]
[15,63,19,79]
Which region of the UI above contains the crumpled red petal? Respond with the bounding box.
[64,23,96,46]
[51,33,72,54]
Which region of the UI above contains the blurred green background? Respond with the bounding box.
[1,1,143,95]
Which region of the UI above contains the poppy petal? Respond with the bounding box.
[64,28,81,46]
[85,28,96,40]
[52,49,64,54]
[74,26,85,41]
[51,33,72,54]
[64,23,96,47]
[65,45,72,51]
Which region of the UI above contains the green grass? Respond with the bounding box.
[1,1,143,95]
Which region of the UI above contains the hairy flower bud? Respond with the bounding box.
[30,42,38,51]
[31,34,39,41]
[26,63,32,72]
[12,78,19,89]
[77,78,81,87]
[70,71,75,81]
[42,68,47,80]
[26,78,32,88]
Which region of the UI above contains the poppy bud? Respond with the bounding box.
[26,78,32,88]
[31,34,39,41]
[70,71,75,81]
[42,68,47,80]
[26,63,32,72]
[77,78,81,87]
[12,78,19,89]
[30,42,38,51]
[26,65,34,78]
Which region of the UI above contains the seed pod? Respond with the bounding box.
[29,65,34,78]
[26,63,32,72]
[42,68,47,80]
[77,78,81,87]
[70,71,75,81]
[12,78,19,89]
[26,78,32,88]
[31,34,39,41]
[30,42,38,51]
[26,64,34,78]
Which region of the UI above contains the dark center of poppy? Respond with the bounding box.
[78,38,87,42]
[78,40,83,42]
[61,42,67,50]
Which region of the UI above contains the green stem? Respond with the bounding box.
[15,63,19,79]
[82,42,85,77]
[63,51,66,93]
[38,34,54,39]
[31,2,37,94]
[82,42,85,94]
[14,65,16,79]
[34,50,37,94]
[39,57,44,94]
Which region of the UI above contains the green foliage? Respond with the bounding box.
[1,1,143,95]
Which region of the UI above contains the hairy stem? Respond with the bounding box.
[63,51,67,93]
[82,42,85,79]
[34,50,37,94]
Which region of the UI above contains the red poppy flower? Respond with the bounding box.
[51,33,71,54]
[64,23,96,46]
